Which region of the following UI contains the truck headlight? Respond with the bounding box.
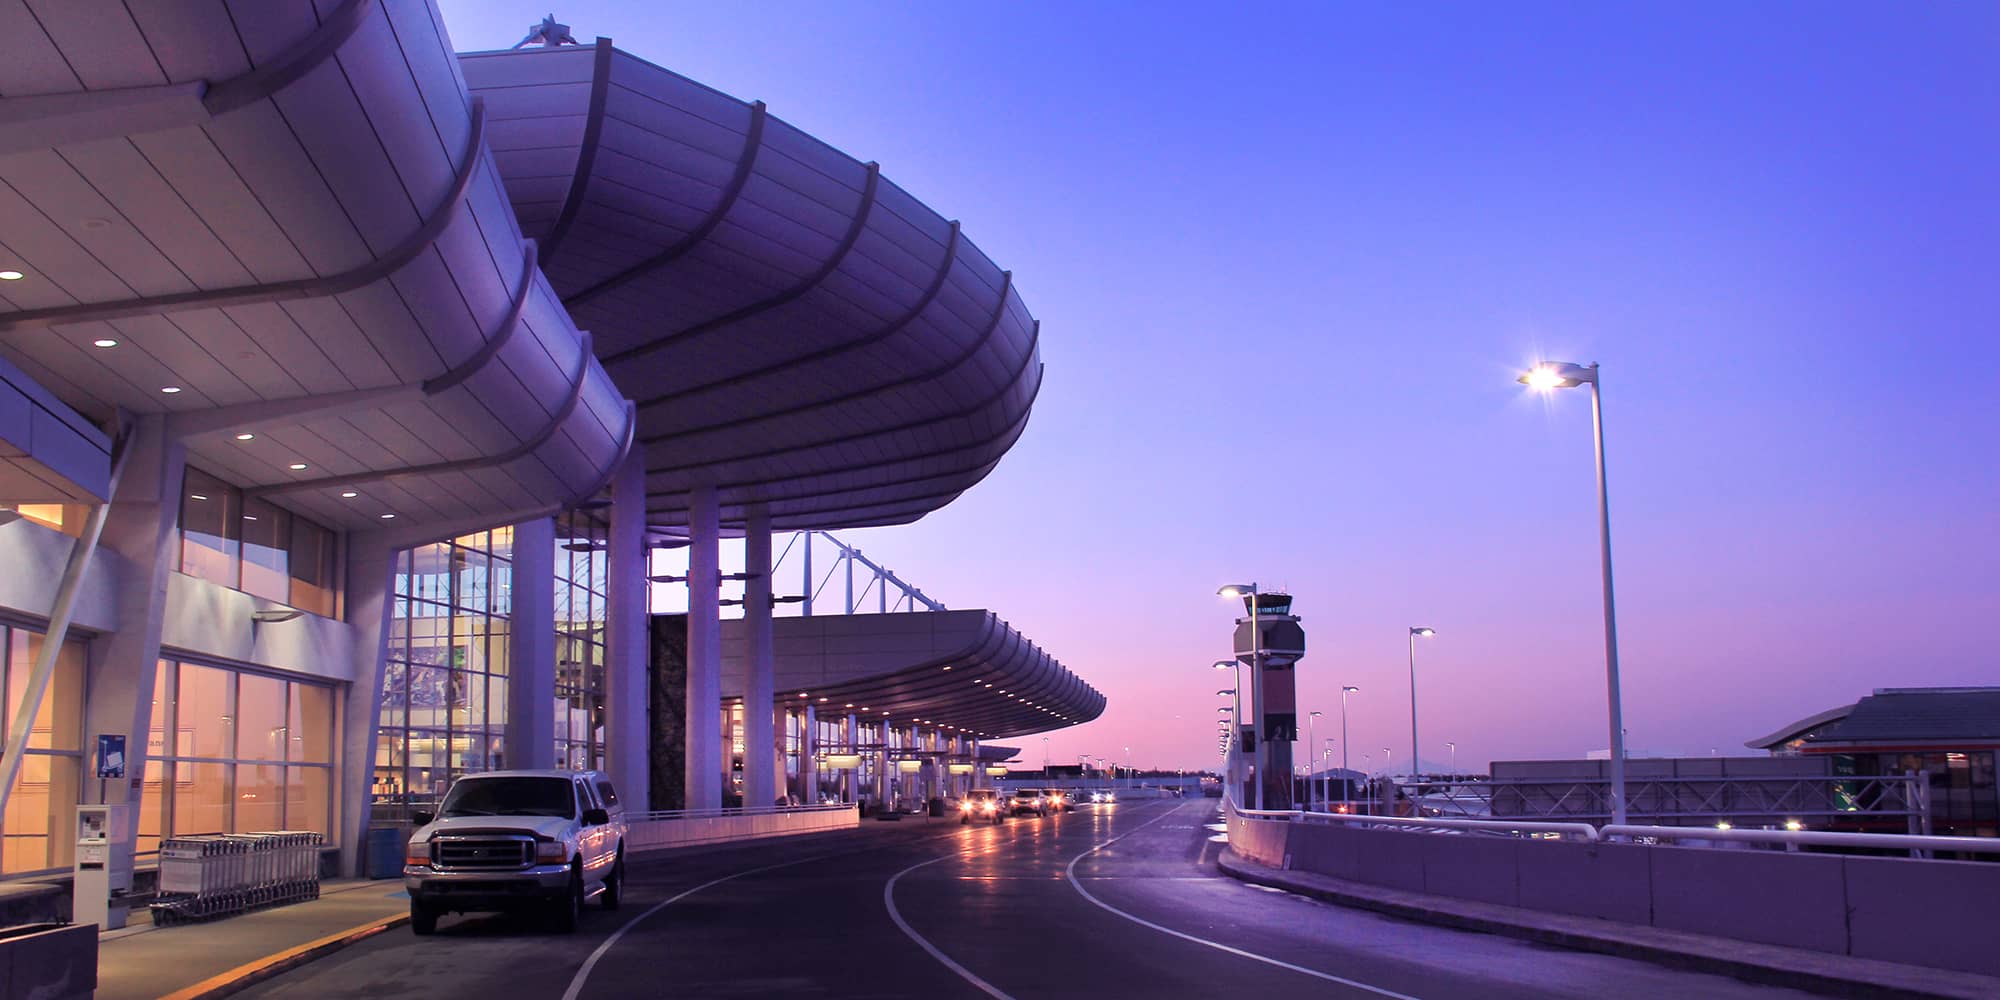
[405,844,431,867]
[536,841,568,864]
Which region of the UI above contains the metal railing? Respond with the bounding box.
[1227,796,2000,860]
[630,802,854,823]
[1601,824,2000,859]
[1230,796,1599,842]
[1415,774,1928,830]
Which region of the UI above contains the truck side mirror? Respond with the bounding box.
[412,810,435,827]
[582,808,609,826]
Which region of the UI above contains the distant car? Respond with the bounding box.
[1042,788,1072,812]
[960,789,1004,824]
[1089,790,1117,805]
[1010,788,1050,817]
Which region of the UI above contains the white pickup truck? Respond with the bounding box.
[403,769,627,934]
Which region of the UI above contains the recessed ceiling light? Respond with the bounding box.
[0,271,22,281]
[287,462,307,470]
[92,339,117,349]
[340,491,359,499]
[189,494,209,501]
[242,515,258,521]
[235,433,254,441]
[379,513,396,519]
[160,386,181,394]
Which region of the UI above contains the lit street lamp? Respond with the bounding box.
[1213,660,1243,804]
[1407,626,1435,779]
[1218,583,1263,809]
[1519,360,1628,825]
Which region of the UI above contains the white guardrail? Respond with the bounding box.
[626,802,858,852]
[1226,797,2000,858]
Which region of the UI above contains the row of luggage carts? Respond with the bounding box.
[150,831,323,926]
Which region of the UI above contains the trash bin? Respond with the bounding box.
[364,827,403,880]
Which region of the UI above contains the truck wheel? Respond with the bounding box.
[600,851,624,911]
[551,864,583,933]
[411,901,438,936]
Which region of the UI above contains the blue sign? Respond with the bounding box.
[96,734,126,779]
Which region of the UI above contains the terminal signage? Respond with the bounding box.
[95,734,126,779]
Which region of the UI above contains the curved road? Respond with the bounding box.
[242,799,1814,998]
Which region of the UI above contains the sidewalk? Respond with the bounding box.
[96,879,410,1000]
[1217,850,2000,1000]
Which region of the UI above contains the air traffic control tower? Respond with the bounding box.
[1234,593,1306,809]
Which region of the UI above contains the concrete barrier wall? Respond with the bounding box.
[0,922,95,1000]
[628,808,858,853]
[1237,812,2000,978]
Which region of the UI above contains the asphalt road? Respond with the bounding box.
[240,799,1821,999]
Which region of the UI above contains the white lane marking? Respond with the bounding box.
[1062,801,1424,1000]
[561,852,833,1000]
[885,851,1016,1000]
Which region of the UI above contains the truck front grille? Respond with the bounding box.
[431,835,534,870]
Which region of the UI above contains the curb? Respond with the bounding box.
[1216,851,1997,1000]
[155,912,410,1000]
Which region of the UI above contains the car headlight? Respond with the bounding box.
[536,840,568,864]
[960,802,972,811]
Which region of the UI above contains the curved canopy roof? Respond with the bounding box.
[720,610,1104,740]
[464,40,1043,533]
[0,0,631,533]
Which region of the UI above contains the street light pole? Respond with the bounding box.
[1520,361,1628,825]
[1218,584,1263,810]
[1446,741,1457,775]
[1306,711,1323,811]
[1339,686,1357,809]
[1407,627,1434,779]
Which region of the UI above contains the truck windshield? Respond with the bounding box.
[439,777,576,818]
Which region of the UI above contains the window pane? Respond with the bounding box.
[1,753,78,873]
[291,683,334,764]
[4,503,87,537]
[237,764,283,831]
[178,664,234,759]
[288,766,331,837]
[147,663,172,762]
[288,515,337,617]
[178,469,239,588]
[138,760,167,856]
[5,632,84,751]
[172,762,230,834]
[236,673,287,762]
[239,500,291,605]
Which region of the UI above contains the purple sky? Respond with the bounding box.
[439,2,2000,773]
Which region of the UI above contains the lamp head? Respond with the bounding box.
[1310,711,1323,718]
[1216,583,1256,598]
[1342,685,1360,694]
[1518,361,1596,390]
[1212,660,1236,671]
[1410,626,1435,637]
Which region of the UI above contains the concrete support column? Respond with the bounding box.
[971,738,981,790]
[800,704,817,804]
[605,452,649,810]
[742,507,775,808]
[873,721,888,806]
[507,517,555,771]
[684,486,722,810]
[843,713,857,803]
[81,417,182,876]
[336,531,397,875]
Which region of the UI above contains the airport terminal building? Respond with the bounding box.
[0,2,1101,880]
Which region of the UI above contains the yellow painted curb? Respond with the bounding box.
[155,911,410,1000]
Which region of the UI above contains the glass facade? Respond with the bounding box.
[179,467,339,617]
[139,659,337,855]
[374,529,513,822]
[1847,750,1999,838]
[0,627,86,874]
[0,503,89,537]
[554,512,607,772]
